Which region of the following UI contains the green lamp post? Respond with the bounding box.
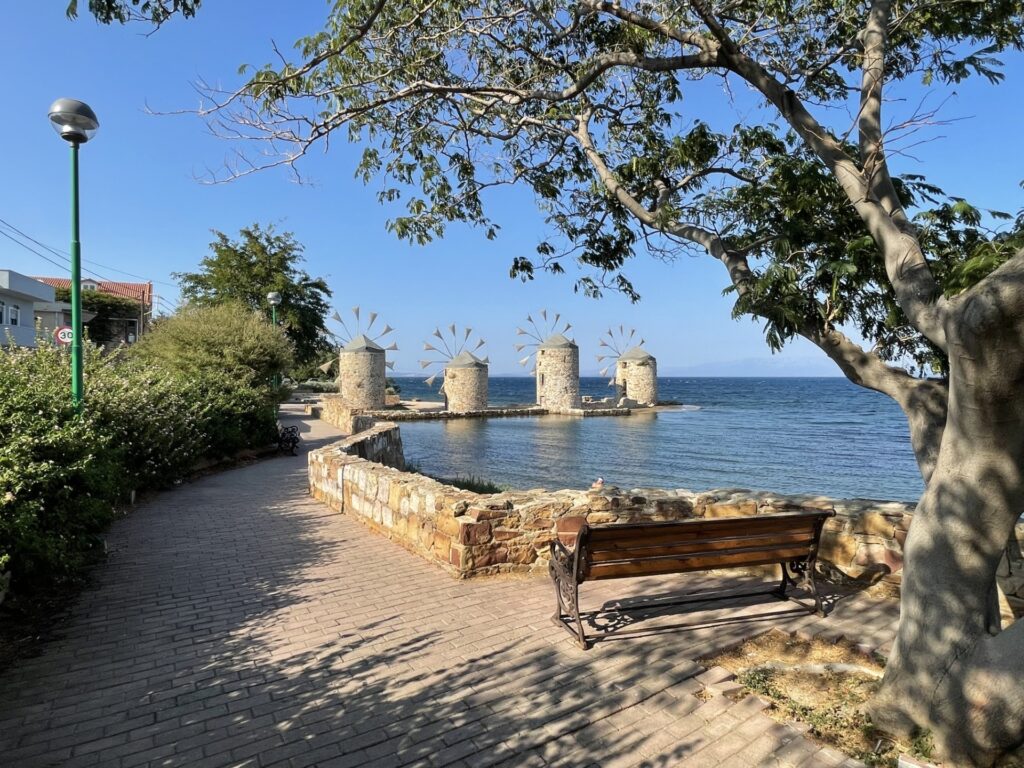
[49,98,99,411]
[267,291,282,387]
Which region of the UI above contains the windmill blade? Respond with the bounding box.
[448,323,456,337]
[564,323,572,332]
[526,314,533,324]
[598,340,609,348]
[318,361,334,374]
[425,374,438,387]
[640,338,646,347]
[366,312,378,332]
[464,327,472,341]
[385,361,395,370]
[596,355,606,362]
[515,328,527,336]
[540,309,547,321]
[481,356,489,364]
[419,360,432,369]
[600,367,609,377]
[519,356,531,367]
[514,344,526,352]
[619,324,624,335]
[379,324,395,337]
[628,329,636,340]
[331,310,343,323]
[385,343,399,351]
[423,342,437,352]
[553,313,560,326]
[608,377,616,387]
[352,306,360,325]
[474,339,486,350]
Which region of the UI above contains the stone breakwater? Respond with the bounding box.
[317,394,631,426]
[307,420,1024,618]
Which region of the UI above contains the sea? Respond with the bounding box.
[390,377,925,502]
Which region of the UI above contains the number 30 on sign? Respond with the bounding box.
[54,326,74,345]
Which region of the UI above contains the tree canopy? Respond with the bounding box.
[66,0,200,25]
[131,301,293,384]
[174,224,332,371]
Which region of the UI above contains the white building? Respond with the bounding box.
[0,271,55,348]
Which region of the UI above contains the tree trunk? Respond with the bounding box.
[868,258,1024,765]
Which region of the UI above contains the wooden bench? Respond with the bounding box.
[548,510,834,649]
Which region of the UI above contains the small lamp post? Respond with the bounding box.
[48,98,99,410]
[267,291,283,387]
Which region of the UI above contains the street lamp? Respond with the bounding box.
[49,98,99,410]
[266,291,282,326]
[266,292,283,387]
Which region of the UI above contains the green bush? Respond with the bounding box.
[0,334,282,592]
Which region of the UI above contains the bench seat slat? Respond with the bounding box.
[584,544,814,580]
[585,531,816,563]
[584,517,822,549]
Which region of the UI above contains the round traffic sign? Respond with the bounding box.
[54,326,74,345]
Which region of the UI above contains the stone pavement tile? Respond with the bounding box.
[0,409,899,768]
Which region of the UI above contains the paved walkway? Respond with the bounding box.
[0,409,899,768]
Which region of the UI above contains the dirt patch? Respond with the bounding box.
[703,630,928,768]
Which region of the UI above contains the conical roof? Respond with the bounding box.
[539,333,576,349]
[446,351,487,369]
[619,346,654,361]
[342,333,384,352]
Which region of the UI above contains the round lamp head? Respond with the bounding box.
[266,291,282,306]
[48,98,99,144]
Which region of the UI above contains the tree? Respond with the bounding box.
[174,224,333,372]
[65,0,200,25]
[187,2,1024,761]
[131,301,293,385]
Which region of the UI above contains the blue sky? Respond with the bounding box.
[1,3,1021,375]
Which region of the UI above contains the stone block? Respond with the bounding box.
[585,512,619,524]
[555,516,586,535]
[449,545,466,570]
[855,512,896,538]
[492,527,525,543]
[458,521,492,546]
[506,546,537,565]
[436,514,463,538]
[467,506,514,522]
[819,531,858,567]
[653,498,694,517]
[471,546,508,569]
[705,500,757,518]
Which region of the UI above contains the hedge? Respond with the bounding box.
[0,341,279,592]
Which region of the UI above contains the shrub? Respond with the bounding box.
[0,336,283,593]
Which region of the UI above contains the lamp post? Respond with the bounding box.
[48,98,99,411]
[267,291,282,387]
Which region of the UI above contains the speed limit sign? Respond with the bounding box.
[54,326,74,345]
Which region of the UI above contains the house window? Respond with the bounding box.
[9,304,20,326]
[82,281,99,291]
[0,300,5,324]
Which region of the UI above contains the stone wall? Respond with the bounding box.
[321,395,376,434]
[536,346,581,409]
[444,365,488,412]
[307,426,1024,614]
[339,349,386,409]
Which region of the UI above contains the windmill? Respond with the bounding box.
[595,325,646,386]
[596,326,658,405]
[322,307,398,409]
[419,324,490,412]
[513,309,573,375]
[515,310,582,409]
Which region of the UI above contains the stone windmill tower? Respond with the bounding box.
[329,307,398,409]
[419,325,489,413]
[516,311,581,409]
[597,326,658,406]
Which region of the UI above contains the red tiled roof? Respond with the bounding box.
[34,277,152,305]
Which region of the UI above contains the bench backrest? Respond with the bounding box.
[576,511,834,582]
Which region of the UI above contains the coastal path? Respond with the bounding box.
[0,407,898,767]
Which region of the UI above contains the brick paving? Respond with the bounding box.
[0,408,899,767]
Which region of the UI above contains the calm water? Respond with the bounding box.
[393,377,924,502]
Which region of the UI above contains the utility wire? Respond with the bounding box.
[0,216,176,288]
[0,229,73,274]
